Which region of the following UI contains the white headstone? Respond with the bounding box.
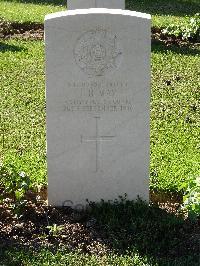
[68,0,125,10]
[45,3,151,207]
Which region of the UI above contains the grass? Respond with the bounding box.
[0,40,46,186]
[0,0,200,265]
[1,249,199,266]
[0,0,200,27]
[0,39,199,192]
[0,0,66,23]
[151,43,200,192]
[0,249,152,266]
[127,0,200,27]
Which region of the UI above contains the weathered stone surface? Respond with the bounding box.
[67,0,125,10]
[45,8,151,207]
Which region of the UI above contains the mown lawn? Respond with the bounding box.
[0,0,200,265]
[0,0,66,23]
[1,39,199,192]
[127,0,200,27]
[151,43,200,192]
[0,0,200,27]
[0,40,46,186]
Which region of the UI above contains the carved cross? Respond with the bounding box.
[81,117,115,172]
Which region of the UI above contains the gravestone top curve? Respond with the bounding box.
[67,0,125,9]
[45,9,151,21]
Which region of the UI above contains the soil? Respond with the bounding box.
[0,189,199,258]
[0,20,200,47]
[0,21,44,40]
[0,198,114,255]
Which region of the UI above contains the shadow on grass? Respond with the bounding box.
[88,198,200,264]
[4,0,200,17]
[0,42,27,53]
[152,41,200,56]
[0,198,199,265]
[126,0,200,17]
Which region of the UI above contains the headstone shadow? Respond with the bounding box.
[88,198,200,265]
[0,42,27,53]
[0,199,199,265]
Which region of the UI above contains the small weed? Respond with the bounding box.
[47,224,64,237]
[0,163,31,215]
[179,176,200,220]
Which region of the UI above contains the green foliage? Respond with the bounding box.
[46,224,64,237]
[127,0,200,28]
[179,176,200,220]
[162,13,200,41]
[0,163,31,214]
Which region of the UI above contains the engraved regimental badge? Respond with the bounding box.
[74,29,122,77]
